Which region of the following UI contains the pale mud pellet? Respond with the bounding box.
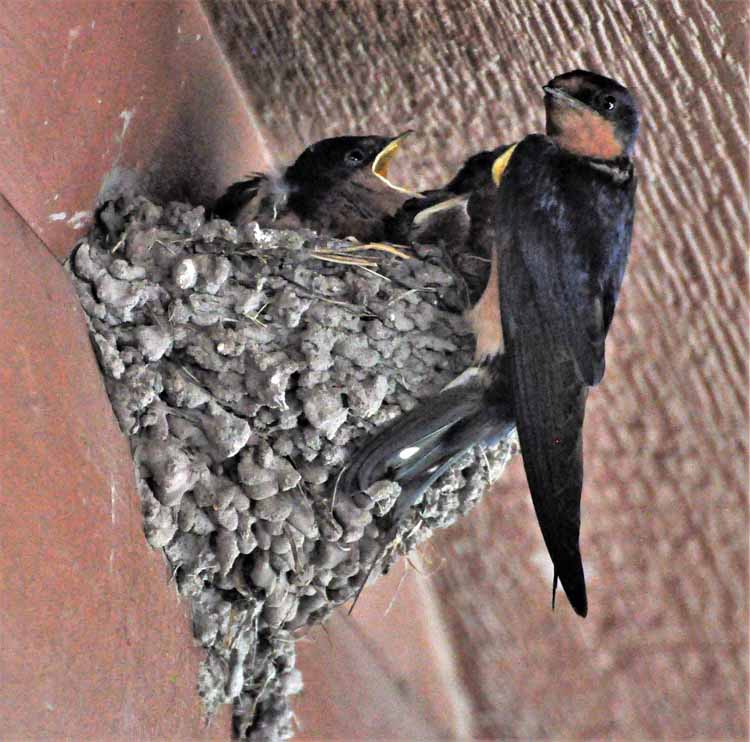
[213,506,239,532]
[236,512,258,555]
[212,483,241,511]
[202,402,251,459]
[255,440,274,468]
[252,522,273,551]
[333,495,373,530]
[313,541,351,571]
[247,552,275,591]
[244,482,279,501]
[165,532,204,567]
[109,258,147,281]
[254,493,293,523]
[298,463,328,485]
[302,389,348,440]
[135,324,172,362]
[274,458,301,491]
[178,494,198,532]
[286,496,318,539]
[270,549,295,573]
[193,255,231,295]
[138,441,196,507]
[215,529,240,576]
[270,535,292,555]
[191,509,216,536]
[224,646,247,700]
[238,455,277,488]
[265,573,289,608]
[233,491,251,512]
[91,331,126,379]
[290,564,315,589]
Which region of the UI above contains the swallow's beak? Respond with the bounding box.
[372,130,420,195]
[412,194,470,227]
[543,85,589,112]
[491,143,518,186]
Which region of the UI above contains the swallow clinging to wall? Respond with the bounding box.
[212,132,417,242]
[343,70,640,618]
[497,70,639,616]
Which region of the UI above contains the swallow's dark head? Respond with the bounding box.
[444,145,512,194]
[285,132,415,193]
[543,70,639,159]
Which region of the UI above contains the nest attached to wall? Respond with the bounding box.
[67,197,514,740]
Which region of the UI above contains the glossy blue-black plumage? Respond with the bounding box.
[496,134,637,616]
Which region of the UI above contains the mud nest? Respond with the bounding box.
[67,196,515,740]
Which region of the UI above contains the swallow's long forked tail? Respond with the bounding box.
[511,341,589,617]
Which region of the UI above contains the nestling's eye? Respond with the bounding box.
[602,95,617,111]
[345,149,365,166]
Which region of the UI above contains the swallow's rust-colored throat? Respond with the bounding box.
[544,83,626,160]
[550,103,624,160]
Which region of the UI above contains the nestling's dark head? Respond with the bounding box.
[285,133,412,189]
[543,70,639,159]
[444,145,512,194]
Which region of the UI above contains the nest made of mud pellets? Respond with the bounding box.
[67,196,515,740]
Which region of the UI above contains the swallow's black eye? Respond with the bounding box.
[602,95,617,111]
[345,149,365,166]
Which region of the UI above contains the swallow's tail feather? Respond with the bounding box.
[509,324,589,617]
[341,359,514,519]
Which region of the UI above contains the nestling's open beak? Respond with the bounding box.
[372,130,420,195]
[491,143,518,186]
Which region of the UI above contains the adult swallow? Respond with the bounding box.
[496,69,640,616]
[343,71,639,618]
[212,132,417,242]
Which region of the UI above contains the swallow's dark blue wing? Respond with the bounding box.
[498,136,635,387]
[496,135,636,616]
[500,235,589,615]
